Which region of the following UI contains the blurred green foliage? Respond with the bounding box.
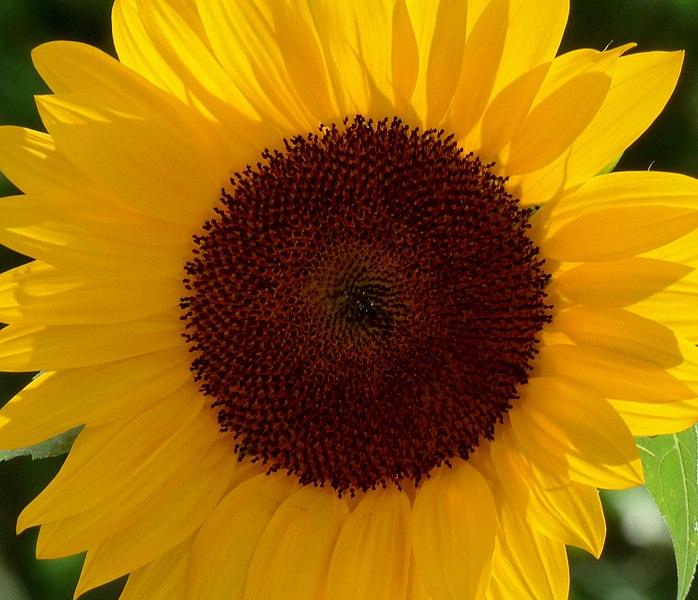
[0,0,697,598]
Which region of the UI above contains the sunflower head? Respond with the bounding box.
[181,115,551,494]
[0,1,694,599]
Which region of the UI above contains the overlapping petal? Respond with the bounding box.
[488,500,569,599]
[73,441,234,596]
[120,542,190,600]
[490,425,606,556]
[327,486,412,600]
[517,50,683,204]
[17,387,209,530]
[0,348,191,448]
[187,472,301,600]
[36,93,230,226]
[412,460,497,600]
[244,486,349,600]
[509,377,643,489]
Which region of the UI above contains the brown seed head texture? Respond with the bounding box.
[182,116,550,495]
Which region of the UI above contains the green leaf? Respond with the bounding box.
[637,427,698,600]
[0,425,82,462]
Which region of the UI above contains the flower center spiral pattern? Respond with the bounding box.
[182,116,551,495]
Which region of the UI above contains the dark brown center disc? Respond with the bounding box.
[182,116,550,495]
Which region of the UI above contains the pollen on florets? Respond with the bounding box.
[181,115,551,496]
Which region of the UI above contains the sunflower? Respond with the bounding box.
[1,0,697,598]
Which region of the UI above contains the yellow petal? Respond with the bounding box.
[536,344,694,402]
[643,221,698,264]
[447,0,508,138]
[36,37,255,175]
[35,429,229,559]
[391,0,420,111]
[187,472,301,600]
[611,397,698,436]
[0,128,189,255]
[244,486,349,600]
[543,205,698,263]
[629,270,698,343]
[36,94,229,227]
[32,41,207,132]
[537,171,698,262]
[412,459,496,600]
[193,0,318,129]
[327,486,411,600]
[120,542,189,600]
[546,170,698,214]
[519,51,683,205]
[307,0,395,117]
[222,458,269,495]
[424,0,468,126]
[539,46,632,94]
[398,0,439,120]
[0,261,182,325]
[505,46,630,174]
[0,347,191,449]
[511,377,643,489]
[73,440,234,596]
[133,0,264,128]
[268,0,337,122]
[474,0,568,156]
[490,501,570,599]
[505,72,610,174]
[0,127,114,212]
[112,0,190,102]
[406,553,431,600]
[490,425,606,556]
[0,197,185,278]
[652,336,698,399]
[0,317,182,371]
[553,306,683,369]
[553,257,692,307]
[18,387,208,531]
[479,62,550,162]
[490,0,568,96]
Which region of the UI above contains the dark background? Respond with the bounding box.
[0,1,697,598]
